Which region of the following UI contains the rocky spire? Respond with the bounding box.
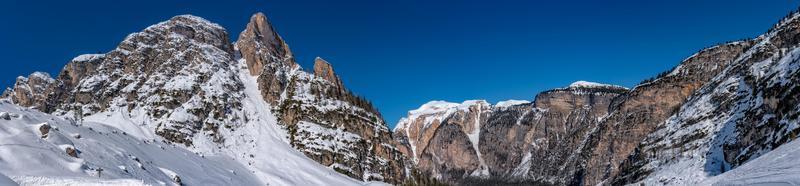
[313,57,343,87]
[237,12,295,76]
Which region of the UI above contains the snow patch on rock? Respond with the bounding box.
[495,100,531,108]
[568,80,627,90]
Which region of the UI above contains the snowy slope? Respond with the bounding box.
[0,47,381,185]
[701,138,800,186]
[0,102,261,186]
[0,173,17,186]
[221,59,371,185]
[0,53,380,186]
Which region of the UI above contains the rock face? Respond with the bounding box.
[578,40,754,185]
[1,13,406,184]
[610,12,800,185]
[236,13,407,183]
[393,83,628,184]
[2,72,58,111]
[236,12,296,105]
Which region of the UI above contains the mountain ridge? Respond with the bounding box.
[1,12,407,185]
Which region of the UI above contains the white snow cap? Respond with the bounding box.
[394,100,489,132]
[568,80,628,89]
[495,100,531,108]
[408,101,461,116]
[29,72,53,80]
[71,54,105,62]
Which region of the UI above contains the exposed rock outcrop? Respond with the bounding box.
[236,12,296,105]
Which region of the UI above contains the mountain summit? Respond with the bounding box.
[1,12,407,185]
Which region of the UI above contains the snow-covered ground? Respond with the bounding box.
[701,139,800,186]
[0,103,260,186]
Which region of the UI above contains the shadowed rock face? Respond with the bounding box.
[2,12,408,184]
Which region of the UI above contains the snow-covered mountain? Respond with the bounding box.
[1,13,405,185]
[610,11,800,185]
[395,9,800,186]
[3,6,800,186]
[392,82,629,184]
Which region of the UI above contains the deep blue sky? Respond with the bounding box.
[1,1,798,128]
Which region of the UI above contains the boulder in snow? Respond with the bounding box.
[38,123,51,138]
[65,146,78,158]
[0,112,10,120]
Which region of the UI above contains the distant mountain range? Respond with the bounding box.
[1,8,799,186]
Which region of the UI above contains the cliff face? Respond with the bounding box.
[393,83,628,184]
[2,12,407,184]
[610,12,800,185]
[579,40,754,185]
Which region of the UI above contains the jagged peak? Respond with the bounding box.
[240,12,283,47]
[15,72,55,83]
[137,14,226,34]
[29,72,53,80]
[236,12,294,76]
[117,13,232,56]
[168,14,225,30]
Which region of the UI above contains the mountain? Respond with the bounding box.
[395,10,800,186]
[610,11,800,185]
[3,6,800,186]
[393,82,628,184]
[1,13,406,185]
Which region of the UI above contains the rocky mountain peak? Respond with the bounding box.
[246,12,283,48]
[237,12,295,76]
[136,14,233,53]
[2,12,410,184]
[313,57,343,87]
[2,72,57,111]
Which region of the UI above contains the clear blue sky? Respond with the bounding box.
[1,1,798,129]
